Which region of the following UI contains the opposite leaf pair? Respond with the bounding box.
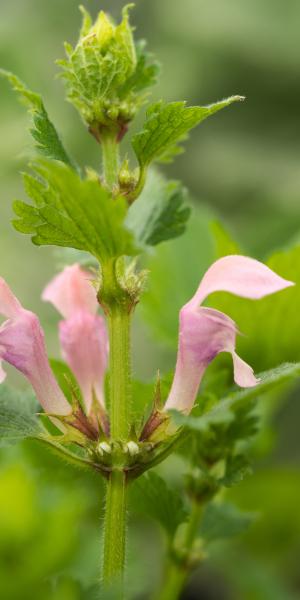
[0,256,293,434]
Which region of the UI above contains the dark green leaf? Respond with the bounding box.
[0,384,42,446]
[132,96,244,168]
[200,501,256,542]
[126,170,191,246]
[131,471,187,537]
[0,69,76,169]
[221,454,253,487]
[13,160,138,263]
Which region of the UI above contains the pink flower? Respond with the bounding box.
[42,265,108,414]
[164,255,294,414]
[0,277,70,415]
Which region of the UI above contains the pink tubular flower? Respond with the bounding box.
[42,264,108,414]
[0,277,71,415]
[164,255,294,414]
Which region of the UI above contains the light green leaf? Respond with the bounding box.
[126,170,191,246]
[200,501,256,542]
[0,69,76,169]
[131,471,187,537]
[132,96,244,168]
[119,39,160,97]
[0,384,42,446]
[13,160,138,263]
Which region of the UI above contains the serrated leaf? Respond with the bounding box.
[0,69,76,169]
[221,454,252,487]
[126,170,191,246]
[0,384,42,446]
[119,39,160,98]
[13,160,138,263]
[200,501,256,542]
[131,471,187,537]
[171,363,300,434]
[132,96,244,168]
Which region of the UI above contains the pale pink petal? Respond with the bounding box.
[59,311,108,414]
[42,264,98,319]
[164,306,254,414]
[187,255,294,309]
[0,277,22,318]
[231,351,259,387]
[0,279,70,416]
[165,255,293,414]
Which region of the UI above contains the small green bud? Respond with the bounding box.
[118,159,138,191]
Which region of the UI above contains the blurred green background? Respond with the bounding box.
[0,1,300,598]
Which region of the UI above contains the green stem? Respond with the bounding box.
[102,131,120,188]
[101,290,132,591]
[108,306,131,440]
[127,165,147,204]
[102,470,128,592]
[156,501,203,600]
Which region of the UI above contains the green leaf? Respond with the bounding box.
[132,96,244,168]
[126,170,191,247]
[13,160,138,263]
[171,363,300,434]
[119,39,160,98]
[0,69,76,169]
[200,501,256,542]
[131,471,187,538]
[0,384,42,446]
[221,454,252,487]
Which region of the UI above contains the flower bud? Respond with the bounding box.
[58,5,158,139]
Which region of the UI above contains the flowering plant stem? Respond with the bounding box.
[101,136,131,594]
[157,501,203,600]
[102,130,120,188]
[103,469,128,588]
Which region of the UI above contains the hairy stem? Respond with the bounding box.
[101,299,132,591]
[102,470,128,592]
[102,131,120,188]
[108,306,131,439]
[100,130,131,593]
[156,501,203,600]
